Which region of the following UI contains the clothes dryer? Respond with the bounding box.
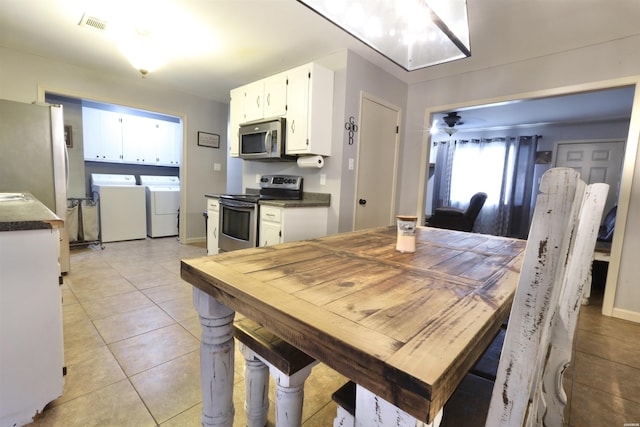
[139,175,180,237]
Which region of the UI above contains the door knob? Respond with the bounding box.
[359,199,367,205]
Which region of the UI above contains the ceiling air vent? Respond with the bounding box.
[78,13,108,31]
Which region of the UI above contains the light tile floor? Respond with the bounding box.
[26,239,639,426]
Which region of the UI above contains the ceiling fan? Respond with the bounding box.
[440,112,464,136]
[431,111,485,136]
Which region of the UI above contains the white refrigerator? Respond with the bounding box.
[0,99,70,272]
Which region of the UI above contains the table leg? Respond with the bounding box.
[354,384,442,427]
[193,288,236,427]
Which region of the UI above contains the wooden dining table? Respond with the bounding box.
[181,225,526,426]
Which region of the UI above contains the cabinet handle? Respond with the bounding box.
[291,120,295,133]
[267,93,271,107]
[213,227,217,239]
[256,95,260,109]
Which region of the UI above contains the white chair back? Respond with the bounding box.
[485,168,608,426]
[538,182,608,426]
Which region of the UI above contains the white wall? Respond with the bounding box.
[0,46,228,243]
[400,35,640,320]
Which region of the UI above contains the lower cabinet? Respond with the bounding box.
[206,198,219,255]
[0,228,64,427]
[259,205,328,247]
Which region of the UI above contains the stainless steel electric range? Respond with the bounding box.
[218,175,303,252]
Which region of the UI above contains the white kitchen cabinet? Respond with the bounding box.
[235,72,288,124]
[83,107,180,166]
[0,228,64,427]
[122,114,156,164]
[285,62,334,156]
[263,72,288,118]
[83,107,122,162]
[207,197,220,255]
[259,205,328,247]
[242,80,264,123]
[229,62,333,158]
[155,121,181,166]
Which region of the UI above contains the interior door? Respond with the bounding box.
[354,96,400,230]
[555,139,625,216]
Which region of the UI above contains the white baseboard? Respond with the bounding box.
[611,307,640,324]
[181,236,206,245]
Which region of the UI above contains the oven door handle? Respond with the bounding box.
[219,199,257,209]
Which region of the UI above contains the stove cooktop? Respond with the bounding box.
[220,175,303,202]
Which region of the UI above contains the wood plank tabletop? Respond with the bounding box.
[181,226,526,423]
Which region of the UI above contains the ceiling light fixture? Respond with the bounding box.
[119,28,168,78]
[297,0,471,71]
[443,127,458,136]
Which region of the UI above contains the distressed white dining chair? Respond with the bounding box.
[332,167,608,427]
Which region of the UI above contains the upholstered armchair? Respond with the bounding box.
[597,205,616,242]
[427,192,488,232]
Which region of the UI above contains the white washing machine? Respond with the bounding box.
[90,174,146,243]
[139,175,180,238]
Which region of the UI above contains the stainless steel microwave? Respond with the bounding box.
[238,117,295,161]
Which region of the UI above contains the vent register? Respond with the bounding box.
[78,13,108,31]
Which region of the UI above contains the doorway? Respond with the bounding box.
[43,92,185,242]
[421,82,638,322]
[353,94,401,230]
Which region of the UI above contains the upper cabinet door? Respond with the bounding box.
[155,121,181,166]
[243,80,264,123]
[285,62,334,156]
[121,115,156,164]
[263,71,287,118]
[284,65,311,154]
[100,110,125,162]
[82,107,103,161]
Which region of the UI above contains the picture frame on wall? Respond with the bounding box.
[64,125,73,148]
[198,131,220,148]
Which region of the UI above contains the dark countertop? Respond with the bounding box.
[0,192,64,232]
[259,192,330,208]
[205,192,330,208]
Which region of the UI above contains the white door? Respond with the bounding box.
[555,139,624,216]
[354,96,400,230]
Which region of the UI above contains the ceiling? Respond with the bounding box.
[1,0,638,127]
[430,86,636,135]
